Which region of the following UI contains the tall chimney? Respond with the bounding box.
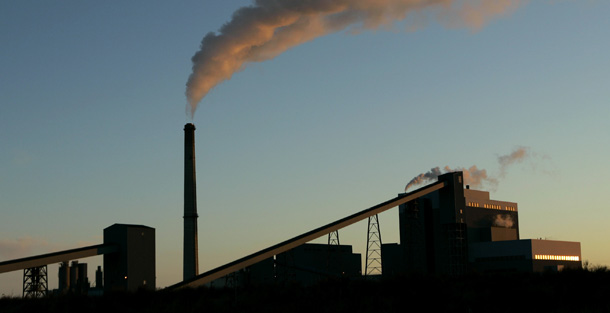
[183,123,199,281]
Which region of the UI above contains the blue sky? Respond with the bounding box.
[1,1,609,295]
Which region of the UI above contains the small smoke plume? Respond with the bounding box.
[493,214,514,228]
[185,0,525,117]
[403,167,444,191]
[404,147,532,191]
[404,165,496,191]
[498,146,529,178]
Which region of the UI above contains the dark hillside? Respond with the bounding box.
[2,268,609,313]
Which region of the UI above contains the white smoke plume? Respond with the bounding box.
[404,147,532,191]
[498,146,529,178]
[185,0,525,117]
[404,165,496,191]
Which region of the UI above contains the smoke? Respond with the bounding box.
[404,165,496,191]
[404,147,532,192]
[185,0,525,117]
[494,214,514,228]
[498,146,529,178]
[403,166,444,191]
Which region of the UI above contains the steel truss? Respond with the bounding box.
[23,265,48,298]
[365,214,382,276]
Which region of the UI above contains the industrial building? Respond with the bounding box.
[208,243,361,288]
[382,172,581,276]
[57,261,89,294]
[175,169,582,290]
[104,224,156,292]
[275,243,361,285]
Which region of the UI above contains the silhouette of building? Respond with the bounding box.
[208,243,361,288]
[208,257,275,289]
[104,224,156,292]
[95,265,103,289]
[57,261,89,294]
[276,243,361,285]
[382,172,581,276]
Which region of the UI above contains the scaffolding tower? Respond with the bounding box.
[326,230,340,274]
[23,265,48,298]
[327,230,340,245]
[365,214,382,276]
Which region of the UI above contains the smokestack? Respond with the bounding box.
[183,123,199,281]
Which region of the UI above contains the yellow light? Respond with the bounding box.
[534,255,580,262]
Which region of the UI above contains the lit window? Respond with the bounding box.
[534,255,580,262]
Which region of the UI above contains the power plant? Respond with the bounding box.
[0,124,582,297]
[177,172,581,289]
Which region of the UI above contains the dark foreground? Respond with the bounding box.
[2,268,610,313]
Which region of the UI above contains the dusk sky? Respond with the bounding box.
[1,0,609,295]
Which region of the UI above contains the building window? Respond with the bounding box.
[534,255,580,261]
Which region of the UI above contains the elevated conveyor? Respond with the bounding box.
[170,181,445,289]
[0,244,118,274]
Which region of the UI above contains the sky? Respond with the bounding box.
[1,0,609,296]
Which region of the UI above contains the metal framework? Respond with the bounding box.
[0,244,117,274]
[326,230,341,274]
[0,244,118,298]
[23,266,48,298]
[365,214,382,276]
[327,230,340,245]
